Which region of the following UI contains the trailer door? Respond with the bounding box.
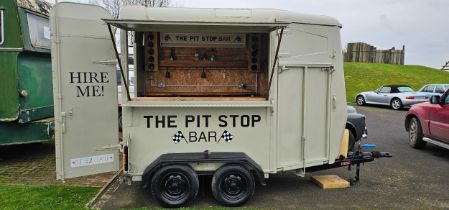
[277,24,332,169]
[51,3,119,180]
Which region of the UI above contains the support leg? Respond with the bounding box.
[348,162,361,186]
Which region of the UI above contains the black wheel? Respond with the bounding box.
[390,98,402,110]
[150,165,199,208]
[408,117,426,149]
[356,95,365,106]
[211,165,255,207]
[348,131,357,152]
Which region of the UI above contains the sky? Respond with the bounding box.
[48,0,449,68]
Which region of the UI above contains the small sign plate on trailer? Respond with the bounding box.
[70,154,114,168]
[160,33,246,48]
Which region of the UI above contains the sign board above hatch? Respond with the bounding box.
[160,33,246,48]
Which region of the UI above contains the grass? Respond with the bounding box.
[344,62,449,102]
[0,184,99,210]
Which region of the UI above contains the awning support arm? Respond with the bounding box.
[107,23,131,101]
[267,27,285,98]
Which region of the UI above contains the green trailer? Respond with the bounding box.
[0,0,54,145]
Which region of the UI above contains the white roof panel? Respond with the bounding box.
[105,7,341,31]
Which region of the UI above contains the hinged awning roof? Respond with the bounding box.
[102,19,289,33]
[101,6,342,32]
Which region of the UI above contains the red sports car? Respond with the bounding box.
[405,89,449,149]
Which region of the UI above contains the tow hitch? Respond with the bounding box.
[346,150,392,185]
[307,144,392,185]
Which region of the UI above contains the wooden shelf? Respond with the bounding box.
[159,60,247,68]
[144,92,255,97]
[132,96,266,101]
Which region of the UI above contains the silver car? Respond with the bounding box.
[355,85,429,110]
[417,84,449,97]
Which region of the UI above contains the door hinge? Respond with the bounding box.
[93,59,117,66]
[98,143,123,152]
[280,65,289,73]
[278,52,289,58]
[322,66,335,74]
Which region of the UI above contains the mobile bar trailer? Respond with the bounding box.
[50,3,391,207]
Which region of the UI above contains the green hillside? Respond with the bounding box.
[344,62,449,102]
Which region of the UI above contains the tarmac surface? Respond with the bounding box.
[93,105,449,209]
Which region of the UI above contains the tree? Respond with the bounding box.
[98,0,171,19]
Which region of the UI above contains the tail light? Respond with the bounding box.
[406,96,414,99]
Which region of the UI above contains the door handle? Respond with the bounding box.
[61,112,66,133]
[383,95,387,96]
[61,109,73,134]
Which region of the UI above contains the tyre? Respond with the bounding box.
[390,98,402,110]
[348,131,357,152]
[211,165,255,207]
[356,95,365,106]
[151,165,199,208]
[408,117,426,149]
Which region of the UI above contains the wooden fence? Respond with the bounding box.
[344,42,405,65]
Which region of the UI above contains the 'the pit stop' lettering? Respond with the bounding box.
[143,114,261,128]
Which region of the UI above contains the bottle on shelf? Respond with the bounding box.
[194,49,199,61]
[210,48,215,61]
[169,48,175,61]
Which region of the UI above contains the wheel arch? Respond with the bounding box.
[391,97,402,104]
[405,114,418,131]
[345,122,357,140]
[355,94,365,102]
[142,152,267,188]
